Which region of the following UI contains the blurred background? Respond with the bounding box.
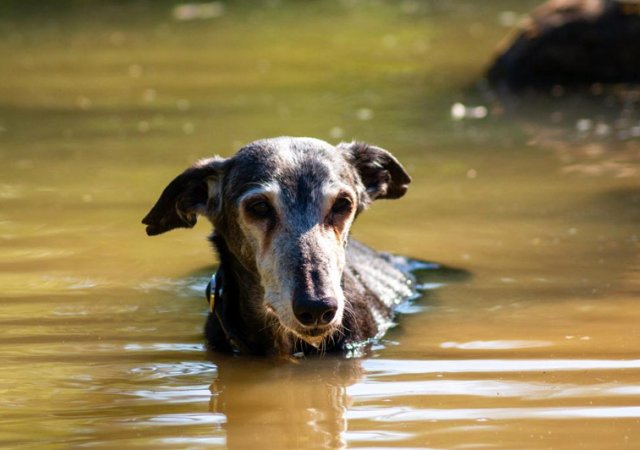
[1,1,639,449]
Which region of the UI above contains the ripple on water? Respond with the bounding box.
[130,361,216,380]
[344,430,413,443]
[133,413,226,426]
[362,358,640,374]
[0,248,76,261]
[0,274,107,296]
[346,406,640,421]
[129,386,212,404]
[135,276,209,298]
[124,343,205,353]
[439,340,552,350]
[346,357,640,431]
[160,436,226,446]
[0,183,24,199]
[348,379,640,400]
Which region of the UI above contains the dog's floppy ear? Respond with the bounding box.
[340,141,411,201]
[142,157,226,236]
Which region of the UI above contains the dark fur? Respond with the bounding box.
[142,137,413,356]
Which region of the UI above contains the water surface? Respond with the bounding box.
[1,1,639,448]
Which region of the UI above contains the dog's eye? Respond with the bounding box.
[246,200,272,218]
[331,197,352,215]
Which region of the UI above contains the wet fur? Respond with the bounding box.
[142,137,413,356]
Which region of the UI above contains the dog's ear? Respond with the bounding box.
[340,142,411,201]
[142,157,227,236]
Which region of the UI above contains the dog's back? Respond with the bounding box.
[334,239,417,350]
[346,239,416,310]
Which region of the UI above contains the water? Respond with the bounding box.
[1,1,639,448]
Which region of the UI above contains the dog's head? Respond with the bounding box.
[142,137,410,345]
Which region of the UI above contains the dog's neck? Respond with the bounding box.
[208,234,271,354]
[208,233,352,356]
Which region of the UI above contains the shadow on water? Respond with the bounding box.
[412,261,472,285]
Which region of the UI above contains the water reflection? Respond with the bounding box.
[203,355,640,448]
[208,356,362,450]
[475,86,640,179]
[193,261,468,448]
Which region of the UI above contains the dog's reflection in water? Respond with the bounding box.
[208,354,362,449]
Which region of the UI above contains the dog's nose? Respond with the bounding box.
[293,296,338,327]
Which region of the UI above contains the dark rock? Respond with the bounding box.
[487,0,640,90]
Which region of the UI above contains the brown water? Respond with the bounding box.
[1,1,639,448]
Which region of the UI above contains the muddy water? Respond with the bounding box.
[1,1,639,448]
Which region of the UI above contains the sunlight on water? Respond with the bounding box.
[144,413,226,426]
[349,378,640,400]
[130,362,216,379]
[347,406,640,421]
[440,340,552,349]
[0,0,639,449]
[363,359,640,374]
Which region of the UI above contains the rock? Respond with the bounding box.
[487,0,640,90]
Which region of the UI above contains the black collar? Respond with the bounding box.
[205,265,253,354]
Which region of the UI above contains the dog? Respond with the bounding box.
[142,137,416,356]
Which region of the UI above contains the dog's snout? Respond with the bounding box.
[293,296,338,327]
